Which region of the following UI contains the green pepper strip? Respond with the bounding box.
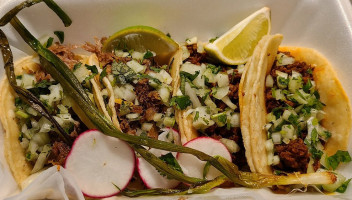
[9,17,242,185]
[0,0,71,27]
[0,29,72,144]
[122,176,228,197]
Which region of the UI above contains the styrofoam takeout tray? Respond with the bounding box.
[0,0,352,199]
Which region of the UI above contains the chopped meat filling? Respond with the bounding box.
[48,43,80,69]
[274,139,310,173]
[116,79,166,135]
[265,58,314,113]
[48,141,71,166]
[185,44,207,65]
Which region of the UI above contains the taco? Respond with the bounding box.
[172,38,249,170]
[240,34,352,175]
[83,38,180,142]
[0,41,126,187]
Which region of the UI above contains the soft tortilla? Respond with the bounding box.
[241,36,351,174]
[239,34,283,174]
[171,49,198,144]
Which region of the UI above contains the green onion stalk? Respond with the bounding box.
[0,0,71,27]
[0,0,338,196]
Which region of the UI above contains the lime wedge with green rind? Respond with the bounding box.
[102,25,179,64]
[205,7,271,65]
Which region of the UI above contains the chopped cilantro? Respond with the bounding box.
[307,68,313,74]
[218,114,227,124]
[170,95,192,110]
[313,90,320,99]
[336,178,351,193]
[150,66,161,73]
[288,114,299,125]
[159,153,183,174]
[73,62,82,71]
[311,128,319,145]
[100,67,107,82]
[111,61,136,84]
[85,64,98,74]
[180,71,200,81]
[209,37,218,43]
[272,107,284,119]
[54,31,64,43]
[35,80,53,88]
[309,146,323,160]
[278,77,289,87]
[194,111,199,121]
[303,79,313,93]
[326,150,352,170]
[206,64,221,74]
[202,118,209,125]
[143,50,154,59]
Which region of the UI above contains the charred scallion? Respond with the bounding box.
[0,0,71,27]
[122,176,228,197]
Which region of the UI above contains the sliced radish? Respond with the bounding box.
[177,137,232,180]
[65,130,135,198]
[137,128,181,189]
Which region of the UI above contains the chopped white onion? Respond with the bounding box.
[22,74,36,89]
[265,75,274,88]
[272,155,280,165]
[185,82,202,108]
[181,45,190,60]
[215,73,229,87]
[213,86,229,100]
[186,37,197,45]
[127,60,146,73]
[220,138,240,153]
[131,51,144,60]
[265,139,274,152]
[237,64,245,74]
[221,96,237,110]
[271,132,281,144]
[142,123,153,132]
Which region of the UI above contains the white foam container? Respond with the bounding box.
[0,0,351,199]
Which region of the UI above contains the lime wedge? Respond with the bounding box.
[102,26,179,65]
[204,7,271,65]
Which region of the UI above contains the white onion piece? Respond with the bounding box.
[185,82,202,108]
[265,75,274,88]
[215,73,229,87]
[213,86,229,100]
[221,96,237,110]
[127,60,146,73]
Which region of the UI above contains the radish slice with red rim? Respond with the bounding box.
[177,137,232,180]
[65,130,135,198]
[137,128,181,189]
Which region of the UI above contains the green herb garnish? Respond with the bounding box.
[170,95,192,110]
[326,150,352,170]
[143,50,153,59]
